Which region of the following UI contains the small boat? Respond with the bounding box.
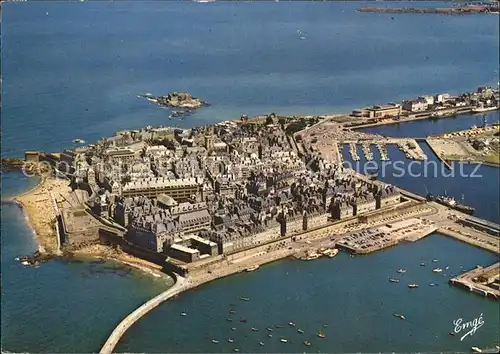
[268,334,273,338]
[393,313,406,320]
[280,339,288,343]
[408,284,419,289]
[449,332,456,336]
[389,278,400,283]
[259,342,264,346]
[275,324,283,328]
[240,296,250,301]
[297,329,304,334]
[226,317,233,322]
[21,261,30,266]
[317,332,326,338]
[288,322,296,327]
[14,257,20,261]
[445,266,450,270]
[420,262,426,266]
[228,339,234,343]
[328,249,339,258]
[304,341,312,347]
[233,348,240,352]
[239,318,247,323]
[230,310,237,314]
[429,283,438,287]
[323,324,328,328]
[73,138,85,144]
[266,327,274,332]
[433,259,439,263]
[251,327,259,331]
[212,340,219,344]
[471,347,482,353]
[231,327,236,331]
[397,269,407,274]
[180,312,187,316]
[304,253,319,261]
[246,265,260,272]
[433,268,443,273]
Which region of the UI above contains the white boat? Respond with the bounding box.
[433,268,443,273]
[304,253,319,261]
[212,340,219,344]
[472,106,499,113]
[259,342,264,346]
[180,312,187,316]
[397,269,407,274]
[246,265,260,272]
[471,347,482,353]
[327,249,340,258]
[228,339,234,343]
[280,339,288,343]
[21,261,30,266]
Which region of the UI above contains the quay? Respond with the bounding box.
[425,139,453,169]
[450,263,500,299]
[426,124,500,167]
[336,218,438,254]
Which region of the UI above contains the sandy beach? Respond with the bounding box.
[13,177,71,254]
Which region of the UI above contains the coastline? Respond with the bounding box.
[7,175,168,278]
[11,176,67,254]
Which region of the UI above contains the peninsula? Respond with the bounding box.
[6,85,499,353]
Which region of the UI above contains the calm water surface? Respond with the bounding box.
[1,1,499,352]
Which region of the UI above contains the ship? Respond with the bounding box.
[430,110,457,119]
[472,105,499,113]
[434,195,475,215]
[426,189,474,215]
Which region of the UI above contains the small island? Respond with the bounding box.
[139,92,209,109]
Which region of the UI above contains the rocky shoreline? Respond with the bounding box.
[358,5,499,15]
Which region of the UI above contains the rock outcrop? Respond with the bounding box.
[154,92,209,109]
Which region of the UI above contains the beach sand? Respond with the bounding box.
[14,177,72,254]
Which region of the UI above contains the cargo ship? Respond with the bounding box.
[426,192,474,215]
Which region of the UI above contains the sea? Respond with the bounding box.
[1,1,499,352]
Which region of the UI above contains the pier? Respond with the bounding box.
[450,263,500,299]
[100,274,189,354]
[361,143,373,161]
[376,143,389,161]
[349,142,360,161]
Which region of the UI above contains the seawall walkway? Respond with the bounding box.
[99,274,189,354]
